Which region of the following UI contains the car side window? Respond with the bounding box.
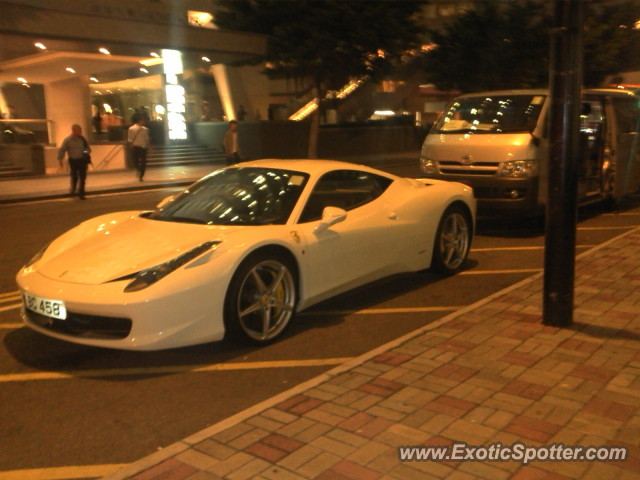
[298,170,393,223]
[612,98,639,134]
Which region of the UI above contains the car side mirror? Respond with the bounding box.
[156,195,174,209]
[314,206,347,234]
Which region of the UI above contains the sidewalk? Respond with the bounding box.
[106,228,640,480]
[0,151,420,204]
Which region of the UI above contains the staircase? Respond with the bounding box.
[146,145,227,168]
[0,158,30,179]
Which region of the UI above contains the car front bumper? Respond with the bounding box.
[422,174,542,217]
[16,271,227,350]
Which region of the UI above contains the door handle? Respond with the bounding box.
[388,212,397,220]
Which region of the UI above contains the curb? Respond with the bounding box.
[102,225,640,480]
[0,181,194,205]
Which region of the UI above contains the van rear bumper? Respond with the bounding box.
[422,174,542,217]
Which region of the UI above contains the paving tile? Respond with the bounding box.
[277,445,323,471]
[331,459,382,480]
[194,440,237,461]
[296,451,342,478]
[175,449,219,470]
[206,452,255,478]
[226,458,270,480]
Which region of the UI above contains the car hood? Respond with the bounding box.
[36,212,243,285]
[422,132,534,163]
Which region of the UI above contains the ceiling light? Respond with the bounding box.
[202,56,211,62]
[17,77,27,83]
[150,52,160,58]
[106,90,112,94]
[99,48,111,55]
[34,43,46,50]
[66,67,75,73]
[90,77,99,82]
[22,84,31,88]
[95,91,102,95]
[140,68,149,73]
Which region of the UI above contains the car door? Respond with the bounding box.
[611,95,640,196]
[295,169,398,303]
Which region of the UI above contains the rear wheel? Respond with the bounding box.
[430,205,471,274]
[224,252,297,344]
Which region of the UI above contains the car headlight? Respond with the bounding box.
[420,157,438,174]
[24,243,51,268]
[123,241,220,293]
[501,160,537,177]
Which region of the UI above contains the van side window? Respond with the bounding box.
[299,170,393,223]
[613,98,640,134]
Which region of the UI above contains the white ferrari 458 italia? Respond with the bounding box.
[17,160,475,350]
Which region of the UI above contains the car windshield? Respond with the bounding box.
[433,94,546,134]
[149,167,310,226]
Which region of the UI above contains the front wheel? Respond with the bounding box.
[224,253,297,344]
[430,205,471,274]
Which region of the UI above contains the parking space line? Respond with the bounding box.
[470,245,594,252]
[0,358,353,383]
[0,464,127,480]
[0,304,20,313]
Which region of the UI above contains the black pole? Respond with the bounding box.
[543,0,584,327]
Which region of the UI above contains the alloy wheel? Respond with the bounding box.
[439,212,469,270]
[236,260,295,341]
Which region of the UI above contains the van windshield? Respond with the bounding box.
[434,94,546,134]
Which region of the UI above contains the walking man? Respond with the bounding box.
[223,120,242,164]
[58,124,91,200]
[128,115,151,181]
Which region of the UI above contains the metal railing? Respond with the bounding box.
[0,119,55,145]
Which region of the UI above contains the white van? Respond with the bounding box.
[420,89,640,216]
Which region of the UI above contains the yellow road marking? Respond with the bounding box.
[0,291,19,299]
[0,302,20,313]
[0,304,21,313]
[0,464,127,480]
[0,296,21,305]
[0,358,353,383]
[0,323,23,329]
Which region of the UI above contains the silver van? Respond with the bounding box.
[420,89,640,216]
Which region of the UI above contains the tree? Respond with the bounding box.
[214,0,425,158]
[424,1,640,93]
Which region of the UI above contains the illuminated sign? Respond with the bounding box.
[162,50,187,140]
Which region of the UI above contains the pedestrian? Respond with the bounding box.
[223,120,242,164]
[236,104,247,121]
[130,108,140,125]
[58,124,91,200]
[128,115,151,181]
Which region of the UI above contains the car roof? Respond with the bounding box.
[230,159,398,177]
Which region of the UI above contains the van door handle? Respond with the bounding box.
[388,212,397,220]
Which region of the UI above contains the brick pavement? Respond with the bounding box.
[106,228,640,480]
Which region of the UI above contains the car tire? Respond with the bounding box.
[223,251,297,345]
[430,205,471,275]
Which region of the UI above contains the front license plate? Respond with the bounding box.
[23,293,67,320]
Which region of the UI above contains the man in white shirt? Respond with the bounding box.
[128,115,151,181]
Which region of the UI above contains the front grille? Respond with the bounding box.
[473,187,500,199]
[26,310,132,340]
[438,160,500,176]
